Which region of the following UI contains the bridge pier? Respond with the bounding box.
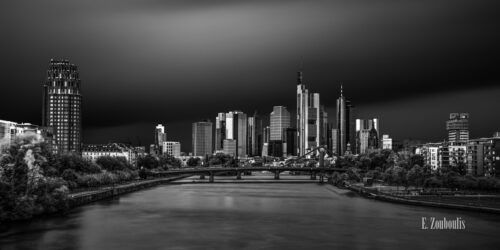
[274,171,280,180]
[310,172,317,180]
[236,171,242,180]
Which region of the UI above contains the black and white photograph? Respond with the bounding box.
[0,0,500,249]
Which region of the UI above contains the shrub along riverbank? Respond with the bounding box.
[0,133,181,223]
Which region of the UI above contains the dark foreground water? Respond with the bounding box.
[1,178,500,250]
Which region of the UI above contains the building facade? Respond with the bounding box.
[382,134,393,150]
[284,128,297,156]
[226,111,248,157]
[296,72,327,156]
[355,118,380,154]
[446,113,469,142]
[336,86,355,156]
[42,59,82,154]
[0,120,50,152]
[214,113,226,152]
[82,143,138,165]
[163,141,181,158]
[223,139,237,157]
[192,120,213,157]
[467,136,500,176]
[247,112,263,157]
[155,124,167,147]
[270,106,291,141]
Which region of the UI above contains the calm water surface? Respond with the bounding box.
[1,177,500,250]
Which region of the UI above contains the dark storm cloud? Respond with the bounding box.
[0,0,499,151]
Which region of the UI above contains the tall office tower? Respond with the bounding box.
[296,72,325,156]
[355,118,380,154]
[42,59,82,154]
[155,124,167,146]
[248,117,255,156]
[223,139,237,157]
[247,111,263,156]
[326,123,333,150]
[270,106,291,141]
[331,129,338,154]
[358,130,371,154]
[446,113,469,143]
[320,107,329,147]
[226,111,248,157]
[192,120,213,157]
[263,126,271,143]
[284,128,297,156]
[262,126,271,156]
[153,124,167,155]
[336,85,355,156]
[214,113,226,151]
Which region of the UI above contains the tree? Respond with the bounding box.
[186,157,201,167]
[96,156,129,171]
[406,164,425,187]
[159,154,182,169]
[0,133,69,222]
[137,155,159,169]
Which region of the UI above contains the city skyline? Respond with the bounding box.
[0,1,499,152]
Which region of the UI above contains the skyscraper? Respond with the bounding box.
[247,111,263,156]
[42,59,82,154]
[155,124,167,146]
[226,111,248,157]
[355,118,380,154]
[192,120,213,157]
[284,128,297,156]
[214,113,226,152]
[446,113,469,142]
[296,71,326,155]
[336,85,355,156]
[270,106,291,141]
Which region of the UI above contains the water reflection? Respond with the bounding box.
[1,181,500,250]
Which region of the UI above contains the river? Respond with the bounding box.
[1,176,500,249]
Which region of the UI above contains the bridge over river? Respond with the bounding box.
[152,167,347,183]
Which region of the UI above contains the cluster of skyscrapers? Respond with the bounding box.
[180,70,386,159]
[1,58,498,176]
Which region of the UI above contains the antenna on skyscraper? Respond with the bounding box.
[340,83,343,97]
[297,57,304,85]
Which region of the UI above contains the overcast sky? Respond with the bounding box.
[0,0,499,152]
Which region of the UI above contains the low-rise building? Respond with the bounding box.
[382,134,392,150]
[0,120,52,152]
[82,143,138,165]
[467,136,500,176]
[163,141,181,158]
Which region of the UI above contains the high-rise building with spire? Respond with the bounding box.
[296,71,327,156]
[336,85,355,155]
[42,59,82,154]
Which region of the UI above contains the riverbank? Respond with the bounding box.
[347,184,500,214]
[69,175,191,208]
